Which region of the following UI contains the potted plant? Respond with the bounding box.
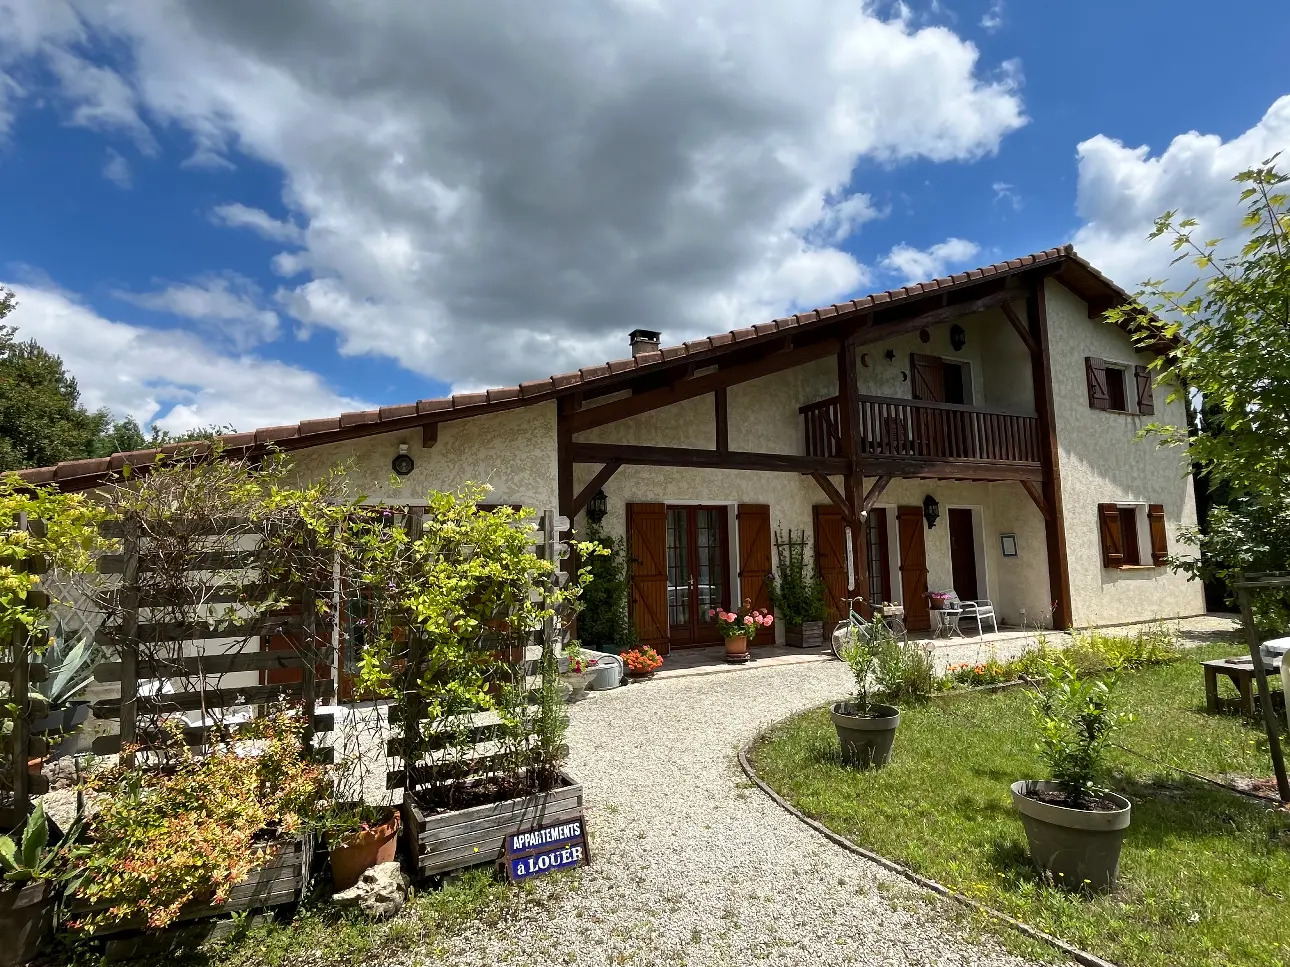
[1011,655,1132,892]
[559,643,600,701]
[832,621,901,767]
[0,802,79,967]
[767,529,826,648]
[320,802,400,891]
[620,645,663,678]
[713,599,773,664]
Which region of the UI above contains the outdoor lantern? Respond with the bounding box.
[922,494,940,529]
[391,443,415,476]
[950,323,967,351]
[587,488,609,525]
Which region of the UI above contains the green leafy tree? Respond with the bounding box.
[576,521,636,654]
[1107,157,1290,627]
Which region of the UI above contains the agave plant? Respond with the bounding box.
[32,633,96,710]
[0,802,78,884]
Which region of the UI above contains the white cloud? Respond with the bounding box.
[991,180,1020,210]
[211,202,303,244]
[980,0,1004,31]
[101,146,131,187]
[1073,95,1290,292]
[7,282,367,433]
[10,1,1026,392]
[43,47,156,152]
[114,273,280,349]
[879,237,980,283]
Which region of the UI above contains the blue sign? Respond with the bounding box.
[503,815,590,882]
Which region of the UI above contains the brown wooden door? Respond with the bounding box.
[910,354,945,457]
[627,503,671,654]
[813,505,849,637]
[737,505,773,636]
[865,508,892,606]
[666,506,730,647]
[948,508,979,601]
[897,506,931,631]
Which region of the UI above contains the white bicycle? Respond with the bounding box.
[830,595,909,659]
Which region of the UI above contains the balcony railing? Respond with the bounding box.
[800,395,1040,465]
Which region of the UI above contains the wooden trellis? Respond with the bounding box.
[1234,571,1290,803]
[1,514,50,830]
[89,515,335,759]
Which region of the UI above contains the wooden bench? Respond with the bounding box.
[1201,656,1281,716]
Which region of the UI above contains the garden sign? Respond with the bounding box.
[502,815,591,882]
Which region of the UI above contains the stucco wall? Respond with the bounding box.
[1045,278,1204,625]
[288,402,560,511]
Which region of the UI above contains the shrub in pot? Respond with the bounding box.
[29,632,96,742]
[621,645,663,678]
[0,802,79,967]
[832,623,901,768]
[1011,655,1132,892]
[713,599,773,664]
[320,802,400,891]
[767,529,826,648]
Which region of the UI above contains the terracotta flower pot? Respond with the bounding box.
[328,809,400,890]
[724,634,750,664]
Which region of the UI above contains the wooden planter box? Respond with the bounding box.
[66,836,311,958]
[784,621,824,649]
[403,772,584,878]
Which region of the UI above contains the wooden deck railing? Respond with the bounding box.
[800,395,1040,465]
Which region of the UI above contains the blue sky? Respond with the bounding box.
[1,0,1286,435]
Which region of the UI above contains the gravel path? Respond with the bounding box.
[428,659,1055,967]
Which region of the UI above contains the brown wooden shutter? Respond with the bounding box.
[1086,357,1110,410]
[1147,504,1168,566]
[813,506,848,636]
[896,506,931,631]
[1098,503,1124,568]
[736,504,773,616]
[1134,365,1155,415]
[626,503,670,654]
[910,354,946,403]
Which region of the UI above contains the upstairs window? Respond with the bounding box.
[911,354,972,405]
[1087,358,1154,414]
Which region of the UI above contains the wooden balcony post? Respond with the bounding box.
[1026,281,1073,629]
[837,335,870,612]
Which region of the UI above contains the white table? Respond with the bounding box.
[930,608,964,638]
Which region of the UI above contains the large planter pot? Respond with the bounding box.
[724,634,750,664]
[1010,780,1131,892]
[784,621,824,649]
[329,808,400,890]
[0,880,56,967]
[831,702,900,768]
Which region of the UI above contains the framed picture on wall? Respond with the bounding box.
[1000,533,1018,557]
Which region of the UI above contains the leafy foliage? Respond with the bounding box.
[0,801,79,884]
[1028,656,1130,807]
[1106,158,1290,625]
[575,521,636,654]
[766,528,826,626]
[71,714,327,930]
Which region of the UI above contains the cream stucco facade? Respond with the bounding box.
[272,278,1201,641]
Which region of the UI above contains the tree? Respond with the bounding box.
[0,285,235,469]
[1107,156,1290,627]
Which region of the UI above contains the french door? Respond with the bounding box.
[666,506,730,647]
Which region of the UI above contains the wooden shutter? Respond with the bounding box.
[1147,504,1168,566]
[910,354,946,403]
[1134,365,1155,415]
[1086,357,1110,410]
[1098,503,1124,568]
[626,503,670,654]
[813,506,848,635]
[896,507,930,631]
[736,504,772,617]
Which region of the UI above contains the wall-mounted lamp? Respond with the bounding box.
[922,494,940,529]
[391,442,415,476]
[587,488,609,525]
[950,324,967,351]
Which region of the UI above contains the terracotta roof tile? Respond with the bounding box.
[17,245,1127,491]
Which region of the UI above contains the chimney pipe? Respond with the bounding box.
[629,328,661,358]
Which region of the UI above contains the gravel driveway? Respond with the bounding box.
[429,658,1055,967]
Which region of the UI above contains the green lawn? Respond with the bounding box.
[750,643,1290,967]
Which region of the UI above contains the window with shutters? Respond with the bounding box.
[1098,502,1167,569]
[1105,366,1128,412]
[1087,357,1154,414]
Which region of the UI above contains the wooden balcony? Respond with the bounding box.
[800,395,1042,480]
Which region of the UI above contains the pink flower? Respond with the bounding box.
[764,615,774,626]
[708,609,716,618]
[744,616,754,626]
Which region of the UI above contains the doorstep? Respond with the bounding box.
[652,645,833,681]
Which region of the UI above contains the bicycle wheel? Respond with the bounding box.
[831,619,871,660]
